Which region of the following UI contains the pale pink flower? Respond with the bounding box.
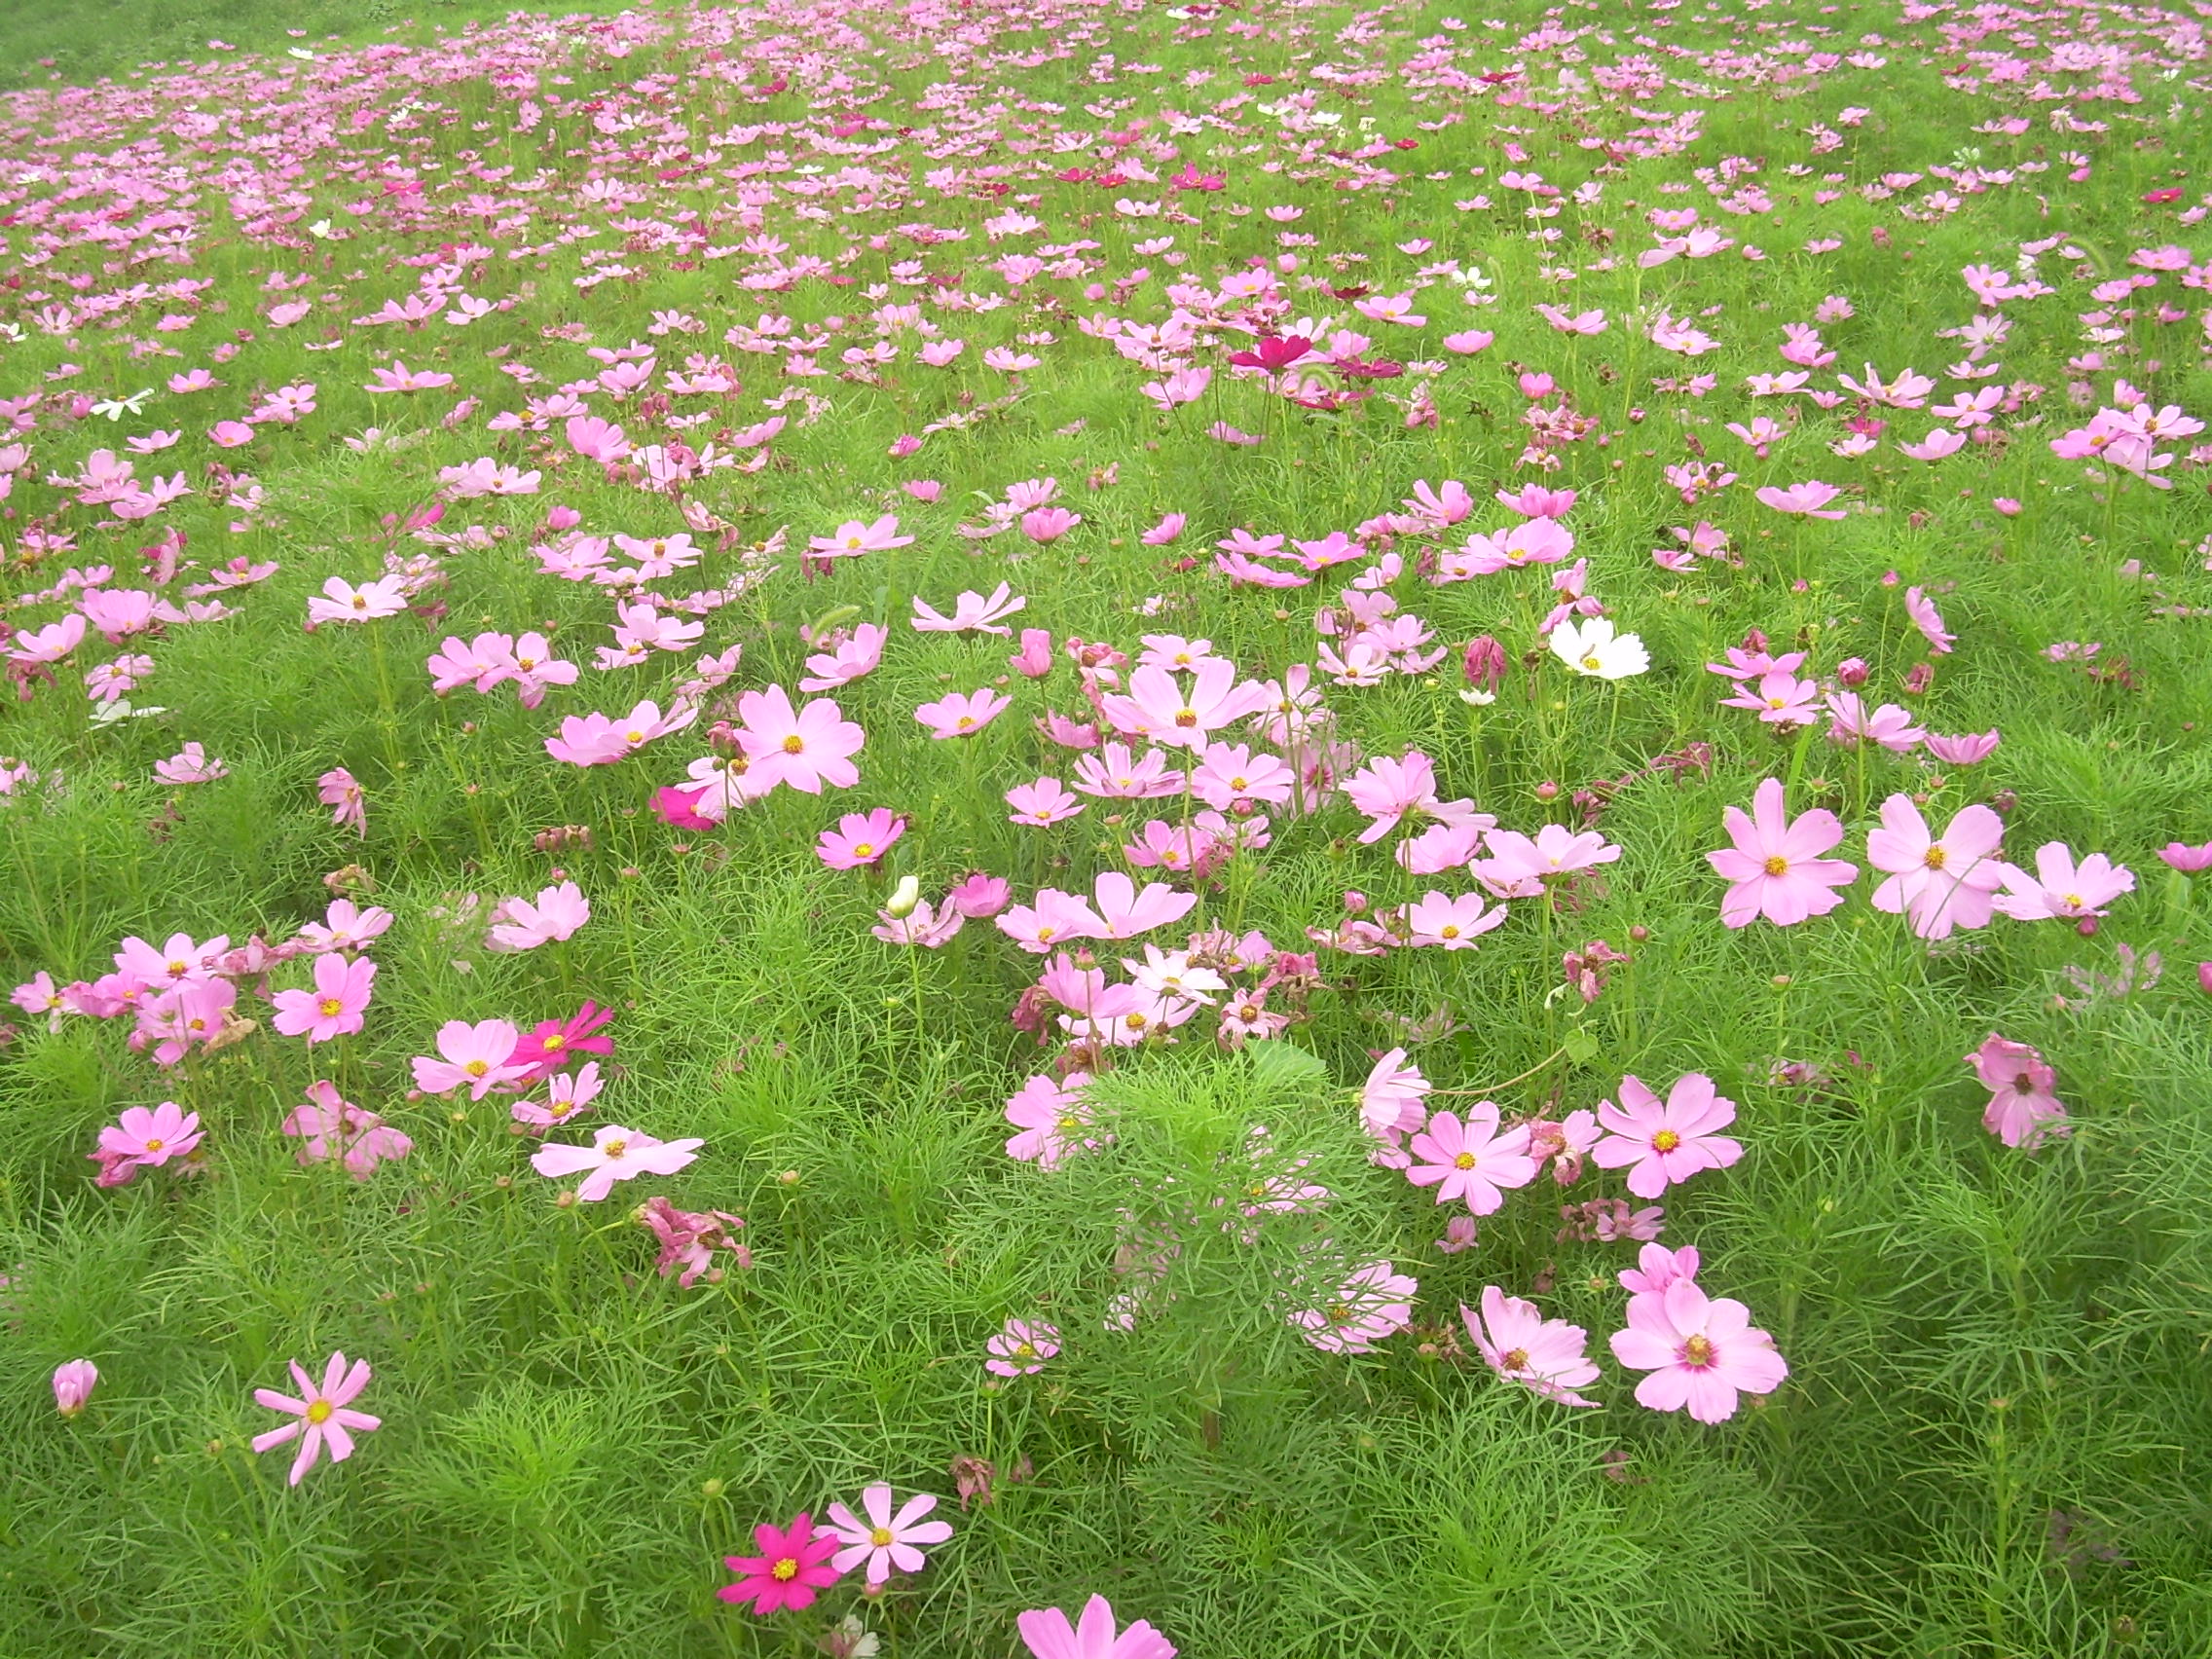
[1464,1285,1602,1407]
[1902,586,1956,654]
[985,1317,1059,1377]
[154,743,227,786]
[1866,794,2008,939]
[1007,777,1084,828]
[1753,480,1848,519]
[798,624,888,693]
[269,952,376,1044]
[735,686,866,793]
[1359,1048,1429,1141]
[487,881,590,951]
[1406,1105,1538,1214]
[96,1101,203,1172]
[818,1486,954,1588]
[1964,1034,2069,1150]
[1993,843,2134,921]
[1403,891,1508,949]
[306,574,407,627]
[1609,1281,1788,1423]
[1084,871,1196,940]
[1015,1596,1176,1659]
[251,1352,381,1486]
[912,583,1025,636]
[915,688,1012,739]
[282,1080,412,1177]
[410,1019,529,1098]
[1924,730,2001,765]
[807,514,912,558]
[1288,1260,1418,1353]
[1005,1072,1099,1167]
[318,767,366,836]
[53,1359,97,1418]
[531,1124,704,1200]
[1706,777,1857,927]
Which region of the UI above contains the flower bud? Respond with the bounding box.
[53,1359,97,1418]
[1461,634,1508,691]
[886,874,922,918]
[1834,656,1870,688]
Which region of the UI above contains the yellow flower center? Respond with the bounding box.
[772,1558,799,1581]
[319,997,344,1016]
[1763,855,1788,876]
[1924,847,1947,869]
[543,1034,566,1051]
[307,1399,334,1423]
[852,842,874,858]
[144,1138,165,1153]
[869,1527,895,1547]
[1174,709,1198,726]
[783,735,805,754]
[603,1139,627,1160]
[1651,1129,1681,1153]
[1682,1334,1715,1367]
[1014,1342,1036,1360]
[1581,654,1602,672]
[1440,924,1460,939]
[1453,1151,1477,1170]
[463,1059,489,1077]
[1501,1347,1529,1371]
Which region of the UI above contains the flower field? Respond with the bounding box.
[3,0,2210,1652]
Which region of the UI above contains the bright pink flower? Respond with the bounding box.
[1098,658,1267,751]
[2158,840,2212,872]
[915,688,1012,739]
[1618,1242,1701,1303]
[818,1485,954,1587]
[270,952,376,1044]
[1924,730,2000,765]
[1609,1280,1788,1422]
[530,1124,704,1200]
[96,1101,203,1170]
[1902,585,1956,654]
[1016,1596,1177,1659]
[282,1081,412,1178]
[251,1351,381,1486]
[1464,1285,1601,1407]
[410,1018,530,1098]
[1867,794,2008,939]
[1591,1073,1743,1199]
[487,881,590,951]
[1964,1034,2069,1150]
[509,1004,615,1080]
[986,1317,1060,1377]
[949,872,1012,917]
[1020,505,1081,542]
[817,809,905,868]
[1343,750,1443,843]
[735,686,866,793]
[1406,1105,1538,1213]
[719,1514,843,1614]
[1706,777,1857,927]
[1010,628,1055,678]
[1993,843,2134,921]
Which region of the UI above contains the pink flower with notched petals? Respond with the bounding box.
[1993,842,2134,921]
[817,808,905,868]
[1465,1285,1602,1407]
[1004,1071,1099,1166]
[282,1080,412,1177]
[1591,1073,1743,1199]
[1902,585,1956,654]
[96,1100,203,1171]
[1406,1104,1538,1213]
[488,881,590,951]
[1288,1260,1418,1353]
[1753,479,1848,519]
[318,767,366,836]
[1924,730,2000,765]
[531,1124,704,1200]
[1866,793,2007,939]
[1403,891,1508,948]
[1359,1048,1430,1141]
[912,582,1026,636]
[1016,1596,1178,1659]
[807,513,912,559]
[410,1018,530,1098]
[818,1486,954,1588]
[1007,777,1085,827]
[1344,750,1443,843]
[2158,841,2212,873]
[1479,825,1621,888]
[798,623,888,693]
[306,574,408,627]
[734,685,866,793]
[915,688,1012,739]
[719,1514,843,1615]
[1618,1242,1701,1304]
[985,1317,1060,1377]
[1609,1280,1788,1423]
[251,1351,381,1486]
[1706,777,1858,928]
[1098,658,1267,751]
[1084,871,1195,940]
[269,952,376,1044]
[1964,1034,2070,1150]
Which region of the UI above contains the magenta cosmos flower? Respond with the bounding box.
[531,1124,704,1201]
[817,1484,954,1587]
[1608,1280,1788,1423]
[251,1351,382,1486]
[1706,777,1858,927]
[1405,1104,1537,1214]
[1016,1595,1178,1659]
[1590,1073,1744,1199]
[270,952,376,1044]
[720,1513,843,1614]
[1964,1034,2070,1150]
[1464,1286,1602,1407]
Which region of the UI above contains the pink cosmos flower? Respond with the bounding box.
[487,881,591,952]
[1590,1073,1743,1199]
[1706,777,1858,927]
[318,767,366,836]
[949,873,1012,918]
[818,1485,954,1587]
[270,952,376,1044]
[97,1101,203,1171]
[251,1351,381,1486]
[1464,1286,1602,1407]
[1753,480,1848,519]
[1098,658,1267,751]
[282,1081,412,1178]
[53,1359,97,1418]
[154,743,227,786]
[1344,750,1444,843]
[1993,843,2134,921]
[1618,1242,1701,1304]
[807,514,913,558]
[915,688,1012,739]
[1964,1034,2069,1150]
[530,1124,704,1200]
[1866,794,2008,939]
[1016,1596,1178,1659]
[798,624,888,693]
[735,686,866,793]
[510,1061,606,1130]
[1288,1260,1418,1353]
[1005,1071,1098,1167]
[817,809,905,868]
[1478,825,1621,890]
[1924,730,2001,765]
[305,574,408,627]
[1007,777,1085,828]
[720,1514,843,1614]
[1085,871,1196,940]
[912,582,1025,635]
[1406,1105,1538,1213]
[1403,891,1509,948]
[638,1196,749,1287]
[1902,585,1956,654]
[509,1004,616,1080]
[297,898,393,955]
[410,1018,530,1098]
[1608,1280,1788,1423]
[2157,841,2212,872]
[985,1317,1060,1377]
[1010,628,1055,678]
[1359,1048,1430,1141]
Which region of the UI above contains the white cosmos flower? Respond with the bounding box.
[1550,617,1649,681]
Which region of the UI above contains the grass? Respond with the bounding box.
[1,0,2210,1653]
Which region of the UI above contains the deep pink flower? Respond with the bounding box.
[719,1514,843,1613]
[1964,1034,2070,1150]
[1591,1073,1743,1198]
[508,1003,616,1080]
[251,1351,381,1486]
[1609,1280,1788,1422]
[1706,778,1857,927]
